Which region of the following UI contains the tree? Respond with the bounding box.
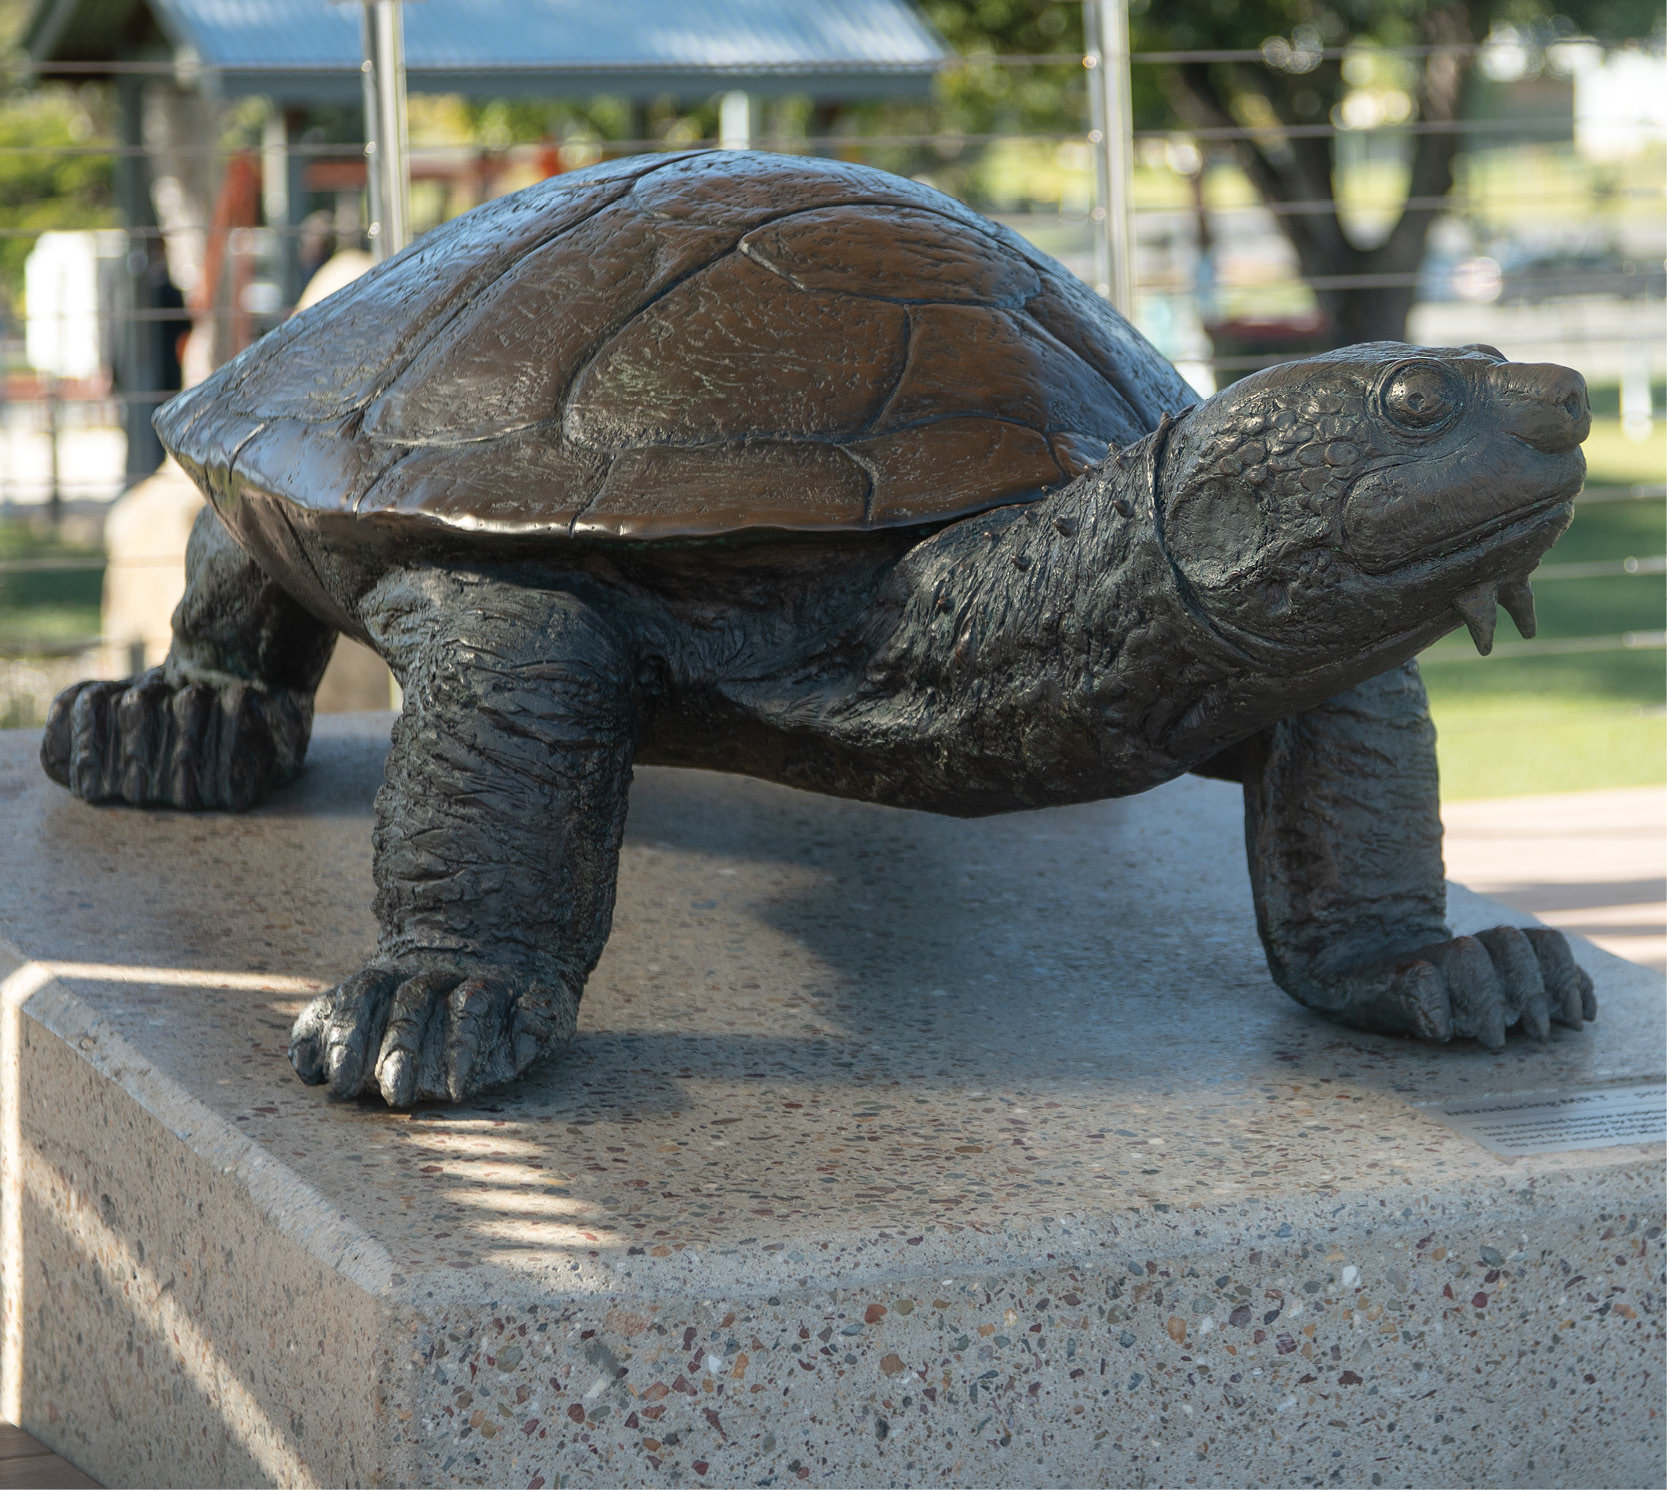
[0,2,116,323]
[921,0,1661,346]
[1135,0,1661,344]
[0,88,115,323]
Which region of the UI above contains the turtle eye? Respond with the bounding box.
[1380,361,1463,432]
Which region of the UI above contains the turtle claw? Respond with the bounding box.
[289,961,579,1106]
[41,669,311,811]
[1325,924,1595,1047]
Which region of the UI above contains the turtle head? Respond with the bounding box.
[1151,343,1587,665]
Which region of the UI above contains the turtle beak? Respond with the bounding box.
[1439,363,1585,654]
[1496,363,1590,454]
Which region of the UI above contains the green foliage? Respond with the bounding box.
[922,0,1080,52]
[0,0,28,48]
[920,1,1662,337]
[915,0,1663,138]
[816,3,1087,206]
[0,86,115,321]
[920,1,1089,134]
[1127,0,1663,133]
[1135,0,1446,52]
[467,96,640,148]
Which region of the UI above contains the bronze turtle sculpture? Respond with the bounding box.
[42,151,1595,1107]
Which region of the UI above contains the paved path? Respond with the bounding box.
[1443,785,1667,975]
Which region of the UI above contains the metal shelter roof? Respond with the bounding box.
[23,0,950,102]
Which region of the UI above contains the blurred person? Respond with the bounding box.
[297,207,339,289]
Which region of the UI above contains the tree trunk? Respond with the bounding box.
[1163,7,1481,354]
[1330,285,1422,347]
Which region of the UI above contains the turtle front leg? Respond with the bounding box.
[289,573,638,1106]
[41,504,334,810]
[1230,660,1595,1049]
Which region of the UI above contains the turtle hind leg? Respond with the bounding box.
[40,503,335,810]
[288,573,638,1106]
[1234,659,1595,1047]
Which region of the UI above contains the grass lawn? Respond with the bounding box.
[1580,416,1667,490]
[1423,656,1665,800]
[1424,412,1665,801]
[0,520,103,652]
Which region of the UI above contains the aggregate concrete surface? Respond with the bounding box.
[0,714,1661,1488]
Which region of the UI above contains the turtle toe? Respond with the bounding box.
[288,992,332,1085]
[1323,926,1596,1049]
[290,960,580,1108]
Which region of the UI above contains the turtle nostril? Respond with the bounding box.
[1498,364,1589,454]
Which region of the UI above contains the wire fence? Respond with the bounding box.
[0,27,1661,681]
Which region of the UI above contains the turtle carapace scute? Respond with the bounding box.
[43,152,1596,1106]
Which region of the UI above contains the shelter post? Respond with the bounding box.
[114,73,163,480]
[361,0,411,261]
[720,91,756,149]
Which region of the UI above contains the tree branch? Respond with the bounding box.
[1166,60,1345,276]
[1371,2,1479,276]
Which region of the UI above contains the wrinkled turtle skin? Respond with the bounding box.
[41,152,1596,1107]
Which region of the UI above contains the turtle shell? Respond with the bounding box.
[158,152,1194,542]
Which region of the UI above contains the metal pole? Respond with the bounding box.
[1086,0,1135,317]
[281,109,308,309]
[359,2,385,257]
[1084,2,1110,300]
[373,0,411,256]
[115,74,162,480]
[719,91,754,150]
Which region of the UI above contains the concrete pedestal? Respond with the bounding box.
[1,715,1661,1488]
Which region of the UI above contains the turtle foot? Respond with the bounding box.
[41,669,310,811]
[1323,925,1596,1048]
[288,960,579,1106]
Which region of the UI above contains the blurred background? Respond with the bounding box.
[0,0,1661,803]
